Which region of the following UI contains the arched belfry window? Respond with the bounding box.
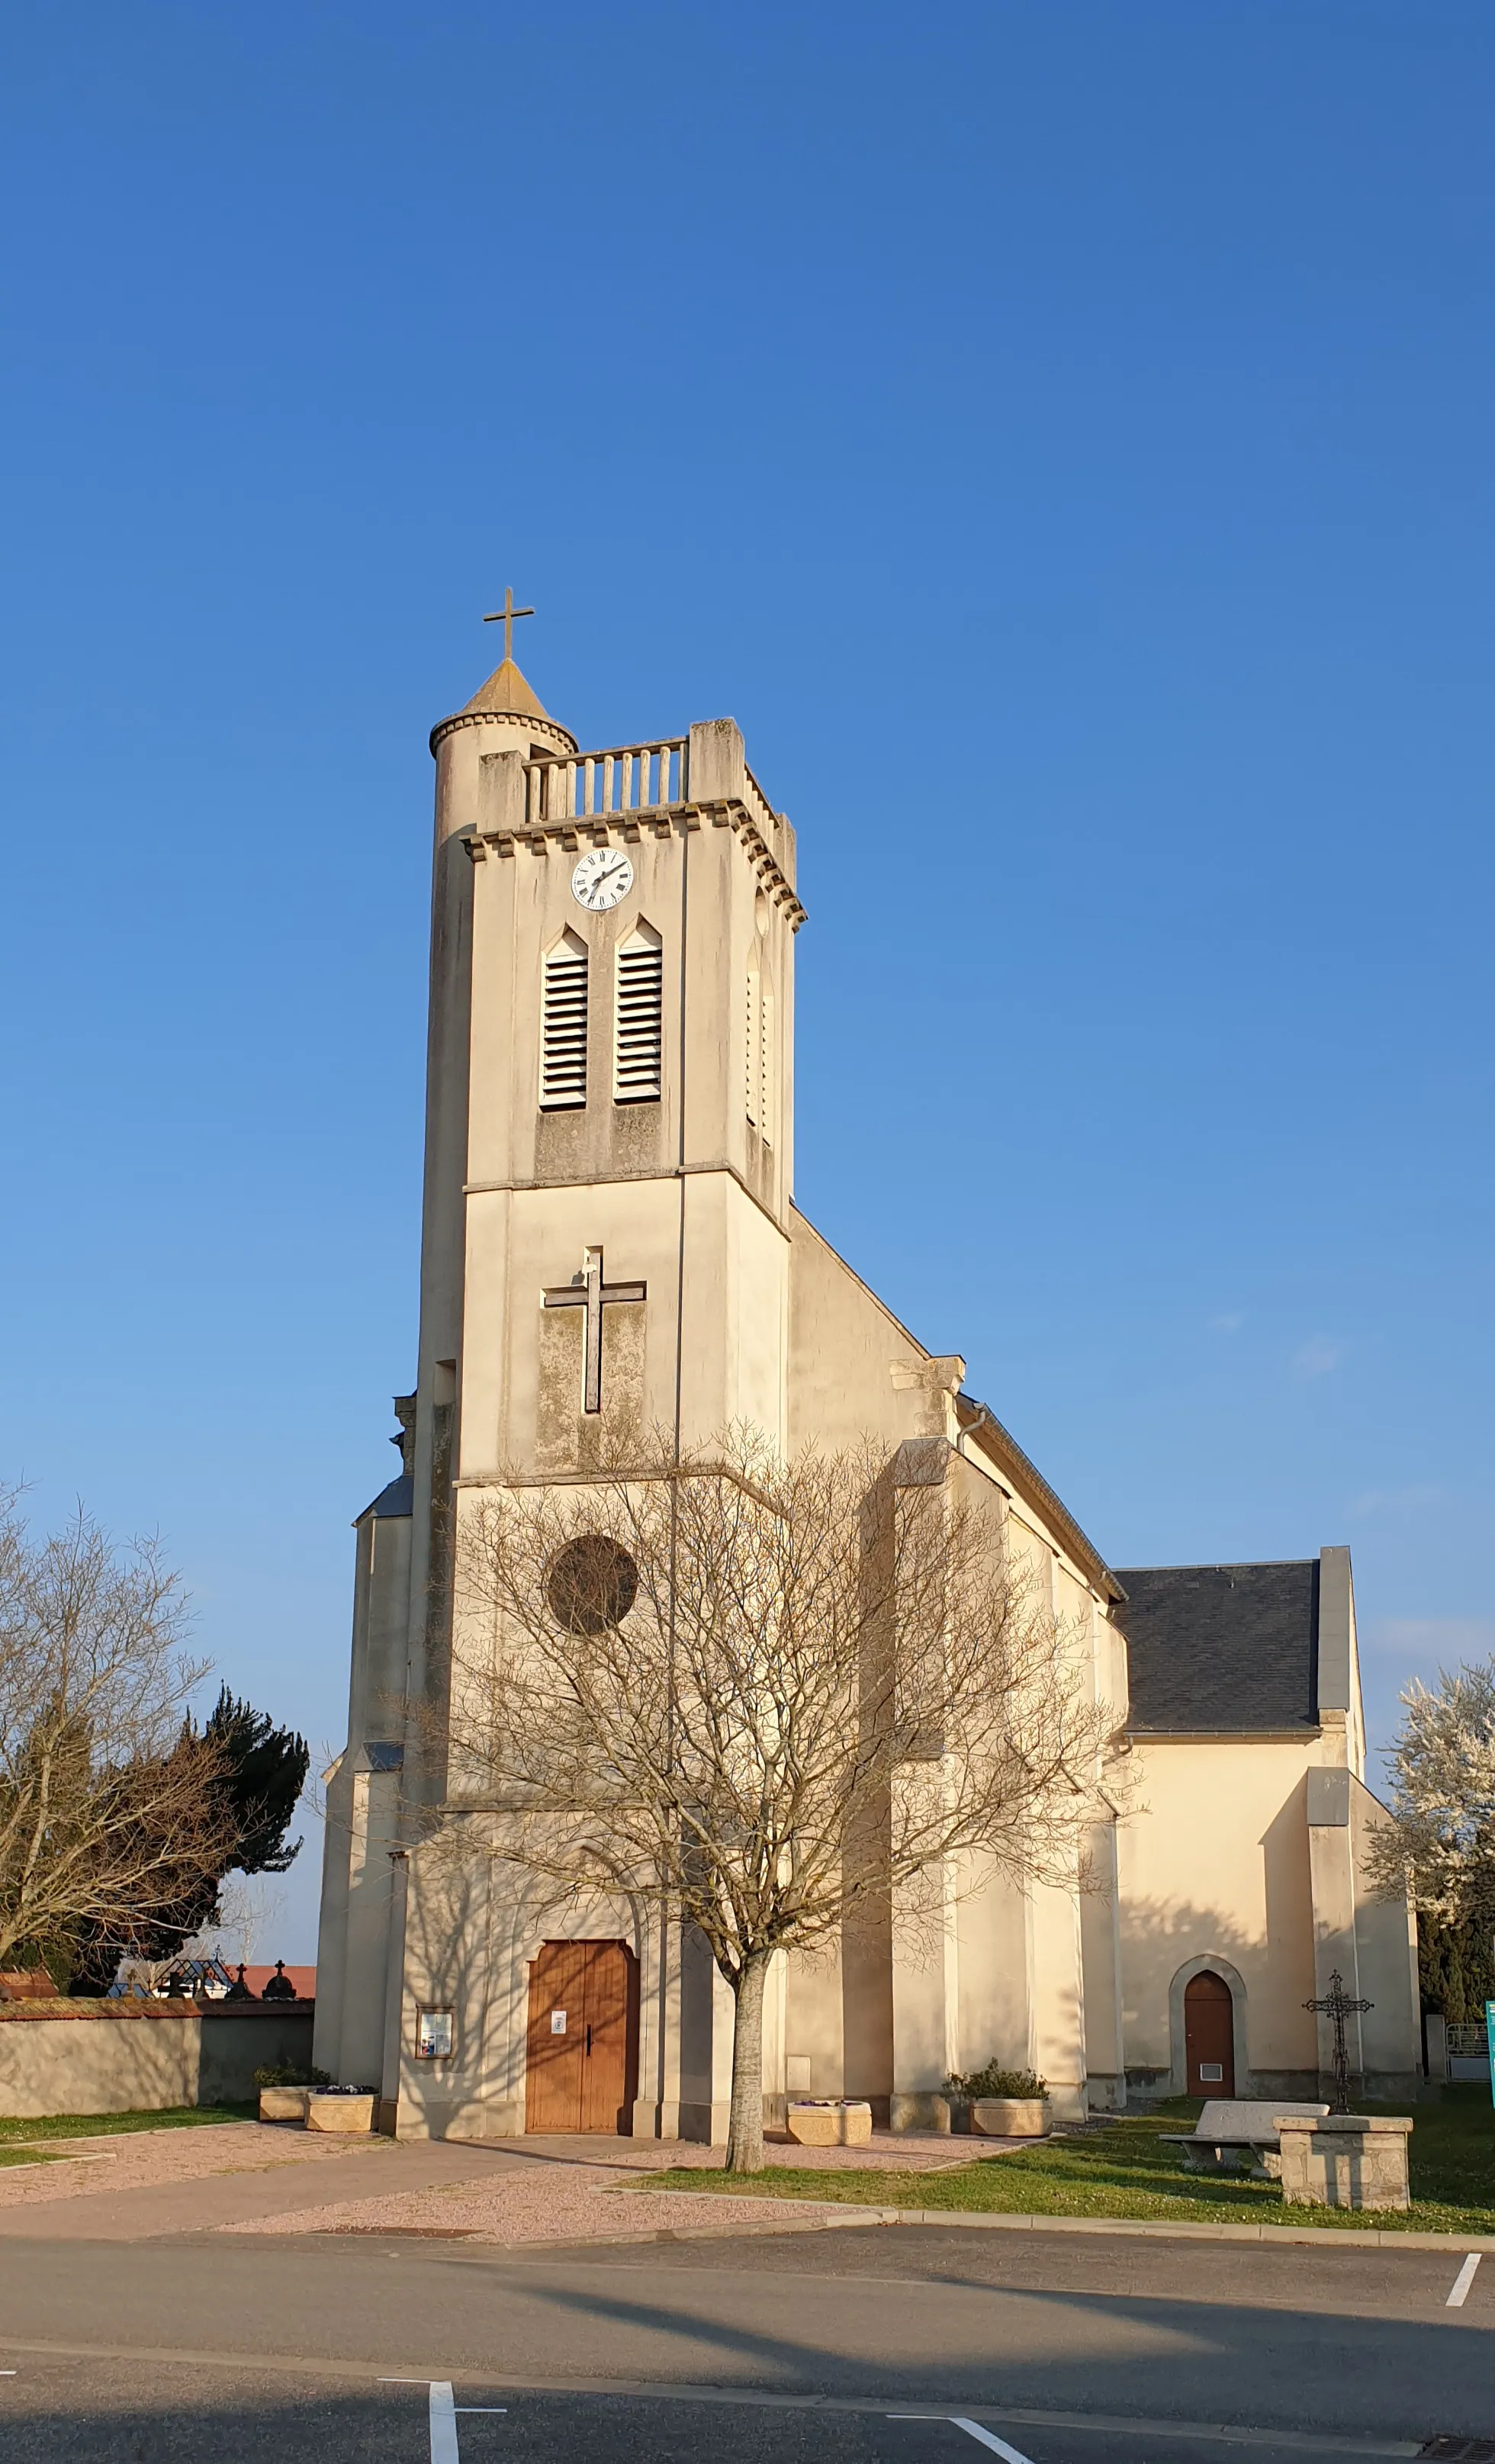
[614,922,663,1105]
[541,928,589,1110]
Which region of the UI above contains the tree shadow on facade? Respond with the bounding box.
[1115,1898,1262,2096]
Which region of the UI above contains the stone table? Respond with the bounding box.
[1275,2112,1413,2211]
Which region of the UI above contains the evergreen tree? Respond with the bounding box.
[1419,1911,1495,2025]
[63,1690,308,1993]
[203,1688,308,1879]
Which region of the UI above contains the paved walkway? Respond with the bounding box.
[0,2126,510,2241]
[0,2121,985,2246]
[223,2127,975,2247]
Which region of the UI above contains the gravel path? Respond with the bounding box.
[0,2116,1002,2247]
[0,2120,381,2208]
[221,2159,847,2244]
[220,2129,997,2247]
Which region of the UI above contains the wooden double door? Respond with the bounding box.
[524,1939,638,2134]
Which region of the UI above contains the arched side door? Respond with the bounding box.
[1183,1969,1236,2097]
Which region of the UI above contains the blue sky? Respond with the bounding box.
[2,5,1490,1957]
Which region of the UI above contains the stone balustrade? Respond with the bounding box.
[741,762,781,841]
[523,739,688,825]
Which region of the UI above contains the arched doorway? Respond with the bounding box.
[1183,1970,1236,2096]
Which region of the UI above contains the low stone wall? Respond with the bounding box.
[0,2000,315,2118]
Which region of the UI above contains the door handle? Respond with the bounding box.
[586,2025,592,2057]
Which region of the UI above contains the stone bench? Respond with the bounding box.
[1162,2099,1329,2176]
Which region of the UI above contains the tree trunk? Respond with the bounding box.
[724,1946,771,2173]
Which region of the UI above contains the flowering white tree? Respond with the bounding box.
[1370,1662,1495,1926]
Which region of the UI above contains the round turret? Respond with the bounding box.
[429,650,578,846]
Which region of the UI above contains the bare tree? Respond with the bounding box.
[201,1874,289,1970]
[423,1430,1120,2172]
[0,1493,233,1981]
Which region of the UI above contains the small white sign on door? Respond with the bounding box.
[551,2009,567,2035]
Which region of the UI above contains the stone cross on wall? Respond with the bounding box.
[543,1246,646,1415]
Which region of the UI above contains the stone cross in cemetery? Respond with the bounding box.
[544,1246,647,1415]
[1304,1967,1374,2113]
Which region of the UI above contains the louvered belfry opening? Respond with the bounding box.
[758,986,773,1145]
[541,928,589,1109]
[746,966,773,1143]
[614,922,664,1104]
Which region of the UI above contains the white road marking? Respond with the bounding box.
[430,2379,461,2463]
[1446,2252,1481,2308]
[455,2407,509,2413]
[889,2421,1037,2464]
[950,2423,1038,2464]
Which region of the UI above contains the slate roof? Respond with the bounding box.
[1113,1558,1320,1735]
[359,1472,413,1521]
[956,1394,1124,1602]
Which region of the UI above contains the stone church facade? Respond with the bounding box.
[314,642,1421,2139]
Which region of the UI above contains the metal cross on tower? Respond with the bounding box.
[482,587,535,662]
[1304,1967,1374,2114]
[543,1246,646,1416]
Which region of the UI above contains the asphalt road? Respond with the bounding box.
[2,2221,1492,2464]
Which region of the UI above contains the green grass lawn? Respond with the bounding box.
[0,2103,255,2144]
[640,2090,1495,2237]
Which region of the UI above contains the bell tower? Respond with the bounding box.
[403,614,805,1739]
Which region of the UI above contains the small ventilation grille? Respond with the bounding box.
[759,988,773,1147]
[745,969,759,1124]
[541,931,588,1109]
[614,925,663,1104]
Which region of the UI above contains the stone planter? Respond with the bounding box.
[306,2089,377,2135]
[258,2085,311,2125]
[971,2096,1052,2138]
[786,2099,873,2147]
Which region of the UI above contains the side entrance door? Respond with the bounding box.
[525,1939,637,2134]
[1183,1969,1236,2096]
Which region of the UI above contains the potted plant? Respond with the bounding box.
[944,2063,1051,2138]
[254,2061,330,2125]
[305,2082,379,2134]
[786,2097,873,2147]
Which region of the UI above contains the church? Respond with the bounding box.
[313,624,1421,2140]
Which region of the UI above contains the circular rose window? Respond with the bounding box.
[546,1534,639,1635]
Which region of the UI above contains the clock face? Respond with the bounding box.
[571,849,635,912]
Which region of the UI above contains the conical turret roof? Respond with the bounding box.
[462,656,551,721]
